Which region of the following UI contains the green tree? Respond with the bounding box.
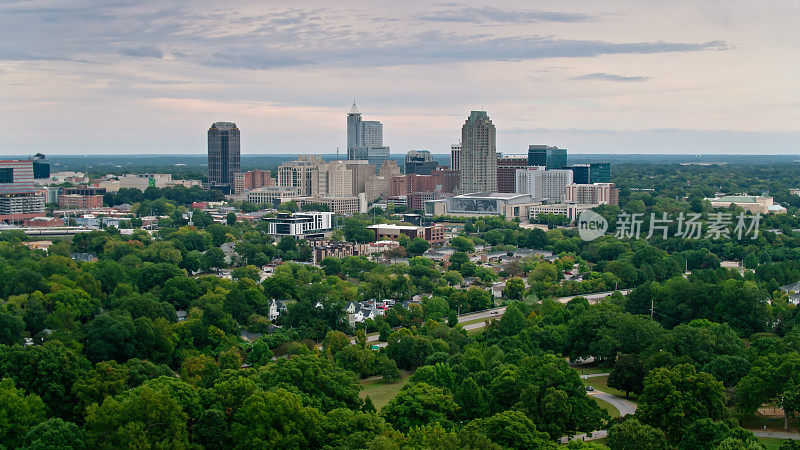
[608,354,645,398]
[192,409,230,450]
[503,277,526,300]
[381,382,458,432]
[464,410,551,449]
[226,212,237,226]
[202,247,227,271]
[231,388,323,449]
[21,418,86,450]
[407,238,430,256]
[0,310,24,345]
[638,364,725,442]
[0,378,46,449]
[85,385,190,449]
[607,418,667,450]
[450,236,475,253]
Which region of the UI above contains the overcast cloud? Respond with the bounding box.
[0,0,798,155]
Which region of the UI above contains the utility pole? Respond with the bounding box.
[650,298,654,320]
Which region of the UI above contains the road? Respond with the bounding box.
[360,289,629,348]
[589,391,638,417]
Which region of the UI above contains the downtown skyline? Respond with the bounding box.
[1,1,799,156]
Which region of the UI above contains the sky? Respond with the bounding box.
[1,0,798,156]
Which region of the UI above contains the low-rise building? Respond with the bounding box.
[246,186,301,206]
[262,212,334,238]
[424,192,542,220]
[58,194,103,209]
[529,203,594,222]
[295,194,367,215]
[366,223,445,244]
[705,195,785,215]
[308,239,370,264]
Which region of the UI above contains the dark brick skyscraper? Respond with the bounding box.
[208,122,240,193]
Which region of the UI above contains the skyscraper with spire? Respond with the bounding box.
[346,102,389,170]
[459,111,497,193]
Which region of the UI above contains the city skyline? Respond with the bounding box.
[1,1,799,155]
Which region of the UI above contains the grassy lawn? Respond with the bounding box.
[758,437,796,450]
[592,396,620,419]
[582,375,638,402]
[742,412,796,433]
[359,373,410,410]
[572,365,611,375]
[467,327,485,336]
[459,317,496,326]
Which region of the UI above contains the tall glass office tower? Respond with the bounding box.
[208,122,240,193]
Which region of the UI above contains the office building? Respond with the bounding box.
[424,192,541,220]
[589,163,611,183]
[459,111,497,194]
[365,161,401,201]
[430,168,460,194]
[0,160,46,219]
[277,155,323,197]
[705,194,785,215]
[344,160,376,195]
[346,103,390,169]
[527,145,567,169]
[450,143,462,172]
[566,165,591,184]
[295,194,367,215]
[234,170,274,195]
[497,156,528,193]
[246,186,301,206]
[262,212,333,237]
[317,161,353,197]
[405,150,438,175]
[566,163,611,184]
[516,167,573,201]
[207,122,240,193]
[31,154,50,179]
[564,183,619,205]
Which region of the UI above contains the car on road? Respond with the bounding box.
[585,385,594,392]
[490,310,499,315]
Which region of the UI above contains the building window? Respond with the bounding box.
[0,168,13,184]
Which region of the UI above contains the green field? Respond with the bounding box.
[359,374,411,410]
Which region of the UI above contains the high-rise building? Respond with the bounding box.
[344,160,376,195]
[405,150,438,175]
[234,170,274,195]
[566,164,591,184]
[0,160,46,219]
[459,111,497,194]
[527,145,567,170]
[450,143,461,171]
[589,162,611,183]
[317,161,353,197]
[365,161,401,201]
[565,183,619,205]
[516,167,573,201]
[276,155,323,197]
[346,103,390,169]
[565,163,611,184]
[496,156,528,193]
[31,154,50,179]
[207,122,240,193]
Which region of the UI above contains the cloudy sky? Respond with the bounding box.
[1,0,798,155]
